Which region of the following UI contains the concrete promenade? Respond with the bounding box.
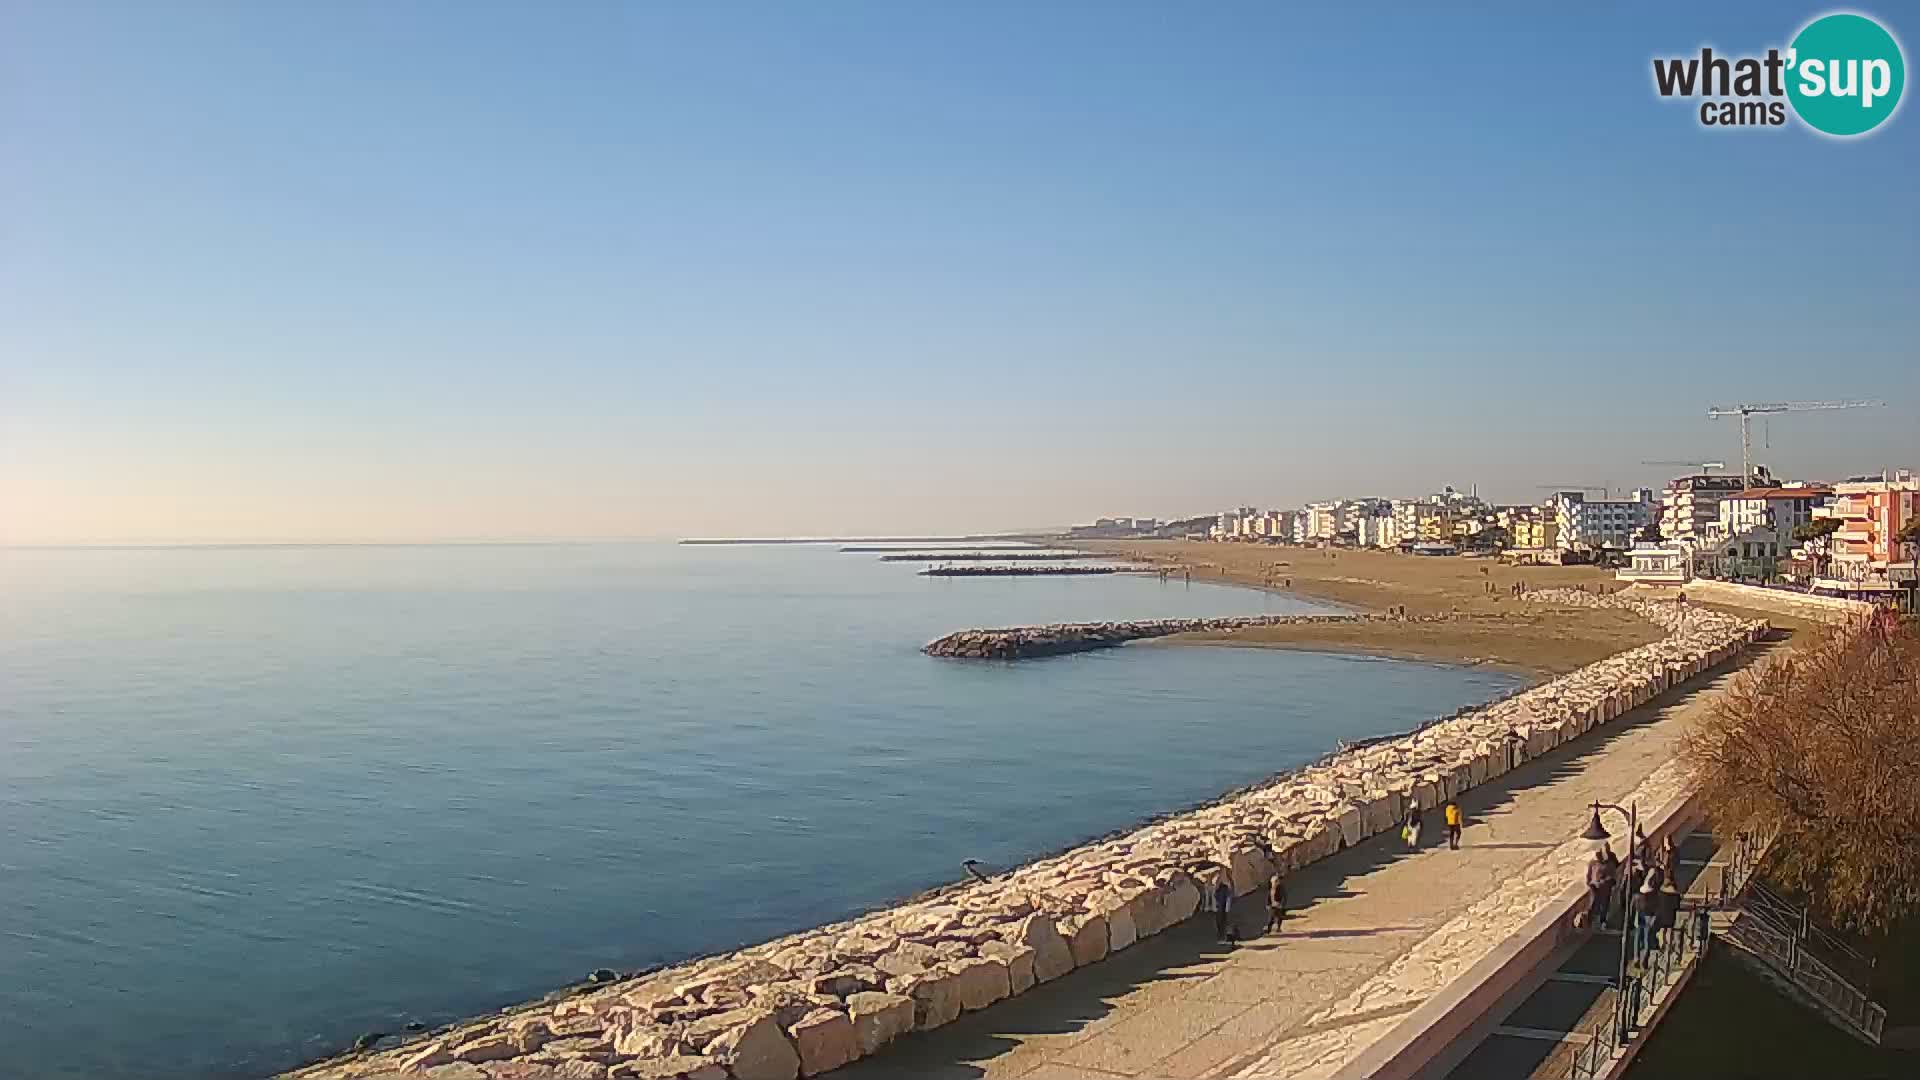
[836,650,1765,1080]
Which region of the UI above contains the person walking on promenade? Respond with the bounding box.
[1654,883,1679,949]
[1633,881,1658,960]
[1212,877,1234,943]
[1403,805,1423,849]
[1585,849,1612,929]
[1445,799,1463,849]
[1643,852,1666,896]
[1601,847,1623,927]
[1266,873,1288,934]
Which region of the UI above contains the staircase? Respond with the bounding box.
[1718,878,1887,1044]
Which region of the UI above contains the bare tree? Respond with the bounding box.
[1684,613,1920,931]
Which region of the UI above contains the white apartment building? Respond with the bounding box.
[1341,499,1390,539]
[1550,489,1656,551]
[1659,473,1753,546]
[1391,500,1440,545]
[1304,501,1341,542]
[1372,514,1400,549]
[1354,514,1391,548]
[1709,485,1830,549]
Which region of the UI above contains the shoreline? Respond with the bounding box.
[1139,632,1546,679]
[1065,539,1654,674]
[286,591,1766,1080]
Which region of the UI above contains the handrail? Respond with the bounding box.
[1554,902,1712,1079]
[1721,881,1885,1044]
[1744,881,1873,974]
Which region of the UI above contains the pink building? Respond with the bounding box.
[1810,471,1920,603]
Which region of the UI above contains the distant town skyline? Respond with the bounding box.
[4,2,1916,545]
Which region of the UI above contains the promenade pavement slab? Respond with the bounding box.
[833,648,1768,1080]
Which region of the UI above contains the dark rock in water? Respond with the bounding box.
[351,1031,389,1053]
[404,1021,425,1032]
[587,967,618,984]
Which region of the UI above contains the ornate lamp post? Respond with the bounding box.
[1583,800,1638,1043]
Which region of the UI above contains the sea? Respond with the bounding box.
[0,542,1524,1079]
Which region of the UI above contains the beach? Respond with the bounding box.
[1071,541,1654,673]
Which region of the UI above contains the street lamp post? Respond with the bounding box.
[1582,800,1639,1044]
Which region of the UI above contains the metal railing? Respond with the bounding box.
[1561,1005,1619,1080]
[1554,903,1713,1080]
[1740,881,1875,984]
[1707,827,1773,909]
[1705,828,1886,1044]
[1726,887,1886,1044]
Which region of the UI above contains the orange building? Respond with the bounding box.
[1810,471,1920,602]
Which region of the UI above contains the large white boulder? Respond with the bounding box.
[844,991,914,1056]
[786,1008,858,1077]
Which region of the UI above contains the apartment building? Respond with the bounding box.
[1809,472,1920,597]
[1550,489,1656,552]
[1500,506,1560,551]
[1659,473,1752,546]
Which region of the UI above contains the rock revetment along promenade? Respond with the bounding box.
[289,591,1766,1080]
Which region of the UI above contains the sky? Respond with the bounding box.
[2,1,1916,544]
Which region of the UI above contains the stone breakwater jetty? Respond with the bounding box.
[917,565,1131,578]
[290,591,1766,1080]
[924,613,1408,659]
[878,552,1082,562]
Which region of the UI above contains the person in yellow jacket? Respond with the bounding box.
[1444,800,1463,850]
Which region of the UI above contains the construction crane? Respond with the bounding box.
[1537,484,1615,496]
[1706,401,1882,483]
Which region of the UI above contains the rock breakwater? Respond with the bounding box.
[924,613,1414,659]
[917,565,1129,577]
[290,592,1766,1080]
[878,552,1082,562]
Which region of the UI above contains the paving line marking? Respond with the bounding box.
[1493,1025,1593,1044]
[1547,972,1617,986]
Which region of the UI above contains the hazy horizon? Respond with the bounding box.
[5,1,1916,546]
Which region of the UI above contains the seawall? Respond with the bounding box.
[1649,579,1878,624]
[289,592,1768,1080]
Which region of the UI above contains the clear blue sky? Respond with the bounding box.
[3,1,1915,542]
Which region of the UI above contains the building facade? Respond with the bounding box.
[1659,473,1751,546]
[1616,541,1691,585]
[1810,472,1920,599]
[1500,505,1560,551]
[1303,501,1341,542]
[1550,489,1656,552]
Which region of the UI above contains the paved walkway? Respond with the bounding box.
[836,648,1770,1080]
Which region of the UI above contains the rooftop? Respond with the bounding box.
[1731,487,1833,500]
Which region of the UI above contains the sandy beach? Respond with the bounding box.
[1069,541,1658,673]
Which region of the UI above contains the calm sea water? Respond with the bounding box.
[0,543,1522,1080]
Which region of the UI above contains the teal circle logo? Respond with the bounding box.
[1786,13,1905,136]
